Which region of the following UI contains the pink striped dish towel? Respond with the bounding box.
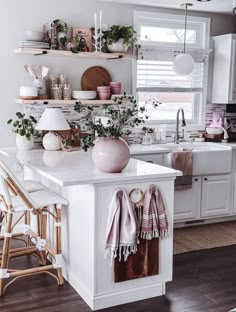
[105,188,138,261]
[141,184,168,239]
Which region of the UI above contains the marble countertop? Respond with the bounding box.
[0,148,181,187]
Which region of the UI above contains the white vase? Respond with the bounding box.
[57,32,66,50]
[107,38,129,53]
[16,135,34,151]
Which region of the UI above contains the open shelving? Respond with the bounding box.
[16,98,119,106]
[14,48,136,60]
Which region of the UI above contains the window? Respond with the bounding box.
[133,11,210,128]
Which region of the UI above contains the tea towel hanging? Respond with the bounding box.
[141,184,168,239]
[105,188,138,261]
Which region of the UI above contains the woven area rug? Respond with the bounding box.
[174,221,236,255]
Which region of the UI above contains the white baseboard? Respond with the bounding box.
[92,282,164,310]
[64,266,165,311]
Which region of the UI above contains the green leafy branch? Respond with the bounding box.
[73,95,159,151]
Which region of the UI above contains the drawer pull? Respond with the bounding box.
[204,177,208,181]
[147,161,154,163]
[194,178,198,182]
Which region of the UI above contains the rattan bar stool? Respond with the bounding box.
[0,180,45,235]
[0,159,68,296]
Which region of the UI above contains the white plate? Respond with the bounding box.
[72,95,97,100]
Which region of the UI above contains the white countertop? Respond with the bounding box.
[0,148,181,187]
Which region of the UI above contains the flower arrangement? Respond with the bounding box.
[74,94,160,151]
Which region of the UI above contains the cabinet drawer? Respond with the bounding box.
[133,154,165,165]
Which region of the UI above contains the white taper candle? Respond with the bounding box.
[94,12,97,37]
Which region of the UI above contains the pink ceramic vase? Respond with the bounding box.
[92,137,130,173]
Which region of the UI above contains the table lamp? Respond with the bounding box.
[36,108,71,150]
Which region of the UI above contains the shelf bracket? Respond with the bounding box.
[34,50,48,56]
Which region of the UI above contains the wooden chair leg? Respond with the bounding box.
[25,211,31,246]
[0,212,4,235]
[54,205,64,286]
[0,211,13,296]
[38,210,47,266]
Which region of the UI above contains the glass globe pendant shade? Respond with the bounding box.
[173,53,195,75]
[173,3,195,75]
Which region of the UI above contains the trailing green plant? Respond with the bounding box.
[74,94,160,151]
[60,31,89,53]
[7,112,37,140]
[102,25,137,47]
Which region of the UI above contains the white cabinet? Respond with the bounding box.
[174,177,201,222]
[174,174,232,223]
[212,34,236,104]
[201,175,231,218]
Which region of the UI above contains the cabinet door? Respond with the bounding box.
[174,177,201,223]
[201,175,231,218]
[229,39,236,103]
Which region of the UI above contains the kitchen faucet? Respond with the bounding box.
[175,107,186,144]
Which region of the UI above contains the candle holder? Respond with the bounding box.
[93,32,104,53]
[93,10,104,53]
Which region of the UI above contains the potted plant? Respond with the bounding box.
[74,94,159,173]
[102,25,137,53]
[7,112,37,151]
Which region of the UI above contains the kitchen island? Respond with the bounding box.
[0,148,181,310]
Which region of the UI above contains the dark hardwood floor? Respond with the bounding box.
[1,246,236,312]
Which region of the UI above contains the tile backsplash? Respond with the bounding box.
[205,103,226,127]
[24,102,228,147]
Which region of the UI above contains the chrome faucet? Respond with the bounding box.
[175,107,186,144]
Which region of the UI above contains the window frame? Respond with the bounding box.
[133,11,211,130]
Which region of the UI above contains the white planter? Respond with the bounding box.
[16,135,34,151]
[57,32,66,50]
[107,38,129,53]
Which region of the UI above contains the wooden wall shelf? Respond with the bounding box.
[16,98,119,106]
[14,48,136,60]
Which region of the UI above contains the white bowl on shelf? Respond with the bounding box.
[206,127,224,135]
[25,31,45,42]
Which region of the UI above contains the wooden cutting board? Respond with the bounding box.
[81,66,112,91]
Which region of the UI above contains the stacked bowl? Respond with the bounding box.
[97,86,111,100]
[110,81,122,95]
[72,90,97,100]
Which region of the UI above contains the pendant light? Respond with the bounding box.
[173,3,195,75]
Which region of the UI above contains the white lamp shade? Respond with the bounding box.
[173,53,195,75]
[35,108,71,131]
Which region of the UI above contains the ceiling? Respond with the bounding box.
[102,0,236,14]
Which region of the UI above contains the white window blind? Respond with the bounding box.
[136,60,204,93]
[133,11,210,126]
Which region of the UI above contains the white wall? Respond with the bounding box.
[0,0,235,147]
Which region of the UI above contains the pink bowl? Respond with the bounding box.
[110,86,122,94]
[98,92,111,100]
[110,81,122,86]
[97,86,110,91]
